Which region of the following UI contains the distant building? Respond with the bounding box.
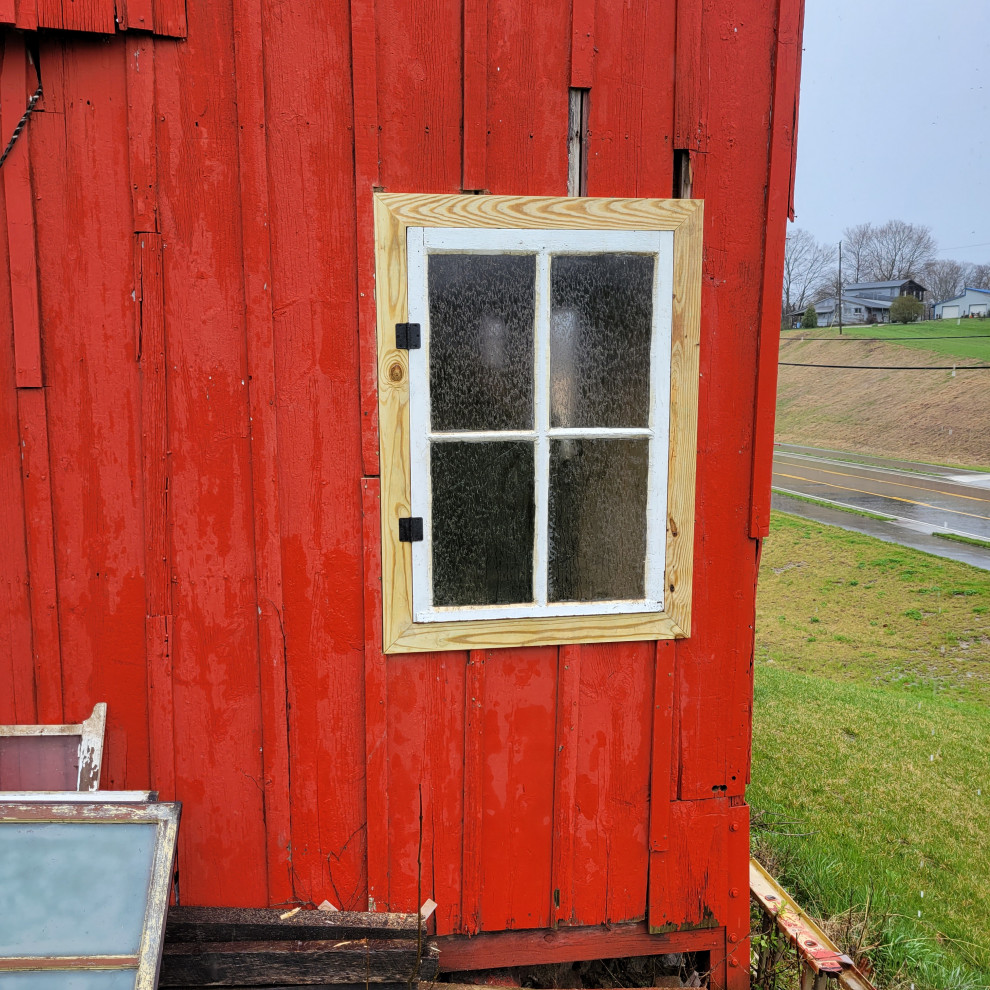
[844,278,927,302]
[934,287,990,319]
[814,294,892,326]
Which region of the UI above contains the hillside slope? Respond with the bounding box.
[775,338,990,469]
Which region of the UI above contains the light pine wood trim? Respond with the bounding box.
[664,201,703,638]
[374,193,703,654]
[377,192,699,231]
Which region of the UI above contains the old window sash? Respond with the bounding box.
[0,800,180,990]
[406,227,673,622]
[374,194,703,654]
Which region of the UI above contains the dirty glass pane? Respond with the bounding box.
[548,438,649,601]
[428,253,536,432]
[431,441,535,606]
[0,973,138,990]
[0,822,157,955]
[0,735,79,790]
[550,254,654,428]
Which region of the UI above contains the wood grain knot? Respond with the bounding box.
[388,362,404,383]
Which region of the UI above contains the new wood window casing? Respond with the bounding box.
[374,194,702,654]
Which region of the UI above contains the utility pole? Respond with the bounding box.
[837,240,843,335]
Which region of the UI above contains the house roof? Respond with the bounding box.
[815,294,893,312]
[936,286,990,305]
[845,279,927,291]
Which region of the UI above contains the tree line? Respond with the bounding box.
[782,219,990,316]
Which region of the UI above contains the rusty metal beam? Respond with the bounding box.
[750,858,878,990]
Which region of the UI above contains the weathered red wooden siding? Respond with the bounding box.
[0,0,805,976]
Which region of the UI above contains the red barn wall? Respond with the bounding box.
[0,0,804,970]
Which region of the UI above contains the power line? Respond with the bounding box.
[781,334,990,342]
[779,362,990,370]
[935,241,990,253]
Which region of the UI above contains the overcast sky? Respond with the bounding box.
[792,0,990,263]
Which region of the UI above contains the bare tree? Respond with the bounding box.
[782,230,836,317]
[968,263,990,290]
[920,259,966,304]
[841,223,874,282]
[862,220,936,281]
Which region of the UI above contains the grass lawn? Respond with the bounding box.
[752,512,990,988]
[782,317,990,363]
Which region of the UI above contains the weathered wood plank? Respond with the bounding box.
[750,0,807,538]
[569,0,595,88]
[460,650,485,933]
[362,478,390,912]
[160,940,439,986]
[437,921,722,971]
[351,0,383,478]
[550,643,579,926]
[478,647,555,931]
[230,0,292,905]
[461,0,487,190]
[1,38,42,388]
[166,907,420,943]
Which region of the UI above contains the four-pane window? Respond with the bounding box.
[406,227,674,622]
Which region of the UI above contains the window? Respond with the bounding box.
[374,195,702,653]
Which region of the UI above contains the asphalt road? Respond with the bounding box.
[771,443,990,571]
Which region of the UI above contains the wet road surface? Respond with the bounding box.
[771,444,990,571]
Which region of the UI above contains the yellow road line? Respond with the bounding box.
[774,458,990,504]
[773,471,990,524]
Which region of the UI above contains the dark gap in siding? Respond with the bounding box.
[567,88,590,197]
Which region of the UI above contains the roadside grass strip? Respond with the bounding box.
[772,486,896,522]
[933,530,990,551]
[753,512,990,988]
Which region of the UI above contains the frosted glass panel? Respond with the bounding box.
[548,438,649,601]
[550,254,654,428]
[0,822,157,955]
[428,253,536,432]
[431,441,535,606]
[0,735,79,790]
[0,973,138,990]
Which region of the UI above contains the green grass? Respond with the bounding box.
[933,531,990,550]
[753,512,990,987]
[757,513,990,705]
[751,668,990,988]
[783,317,990,363]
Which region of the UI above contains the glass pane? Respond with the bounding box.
[550,254,654,428]
[0,735,80,790]
[548,438,649,601]
[0,822,157,955]
[428,253,536,432]
[0,972,138,990]
[431,441,535,606]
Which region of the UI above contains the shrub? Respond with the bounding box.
[889,294,923,323]
[801,304,818,329]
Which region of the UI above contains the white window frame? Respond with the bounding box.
[405,226,674,623]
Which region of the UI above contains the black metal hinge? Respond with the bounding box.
[395,322,421,349]
[398,517,423,542]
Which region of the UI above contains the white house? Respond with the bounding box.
[934,287,990,319]
[814,294,892,326]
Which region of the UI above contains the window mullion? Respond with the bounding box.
[533,250,551,608]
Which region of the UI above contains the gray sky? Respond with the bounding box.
[792,0,990,263]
